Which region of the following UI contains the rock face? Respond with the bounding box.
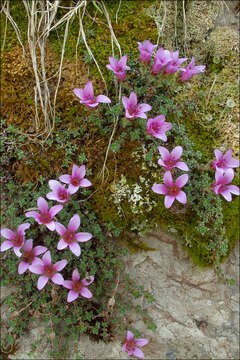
[3,230,239,359]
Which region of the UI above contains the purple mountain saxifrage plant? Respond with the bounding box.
[122,330,149,359]
[0,223,30,257]
[74,81,111,109]
[152,171,189,208]
[25,197,63,231]
[158,146,189,171]
[137,40,157,64]
[29,250,67,290]
[18,239,47,274]
[163,50,188,75]
[59,164,92,194]
[63,268,94,302]
[210,149,240,171]
[46,180,73,204]
[122,92,152,120]
[179,56,206,81]
[55,214,92,257]
[146,115,172,140]
[211,169,240,202]
[106,55,131,82]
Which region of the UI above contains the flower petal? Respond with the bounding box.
[55,222,67,236]
[63,280,73,289]
[80,287,93,299]
[49,205,63,218]
[137,103,152,113]
[73,88,84,100]
[158,146,169,159]
[59,174,72,184]
[42,251,51,266]
[67,290,79,302]
[171,146,183,160]
[34,246,48,256]
[57,239,68,250]
[220,190,232,202]
[0,228,16,240]
[175,174,188,188]
[152,184,168,195]
[119,55,128,67]
[48,180,61,192]
[23,239,33,252]
[29,260,44,274]
[79,178,92,187]
[68,214,80,232]
[126,331,134,341]
[37,276,49,290]
[96,95,111,103]
[134,338,149,347]
[81,275,94,286]
[52,273,64,285]
[175,161,189,171]
[18,223,30,234]
[0,240,13,252]
[37,197,48,213]
[69,242,81,257]
[214,149,222,161]
[164,195,175,208]
[70,270,80,283]
[25,211,41,223]
[122,96,128,109]
[132,347,145,359]
[18,261,29,275]
[13,247,22,257]
[228,185,240,195]
[129,92,138,106]
[54,259,67,271]
[84,81,94,99]
[176,190,187,204]
[75,232,92,242]
[164,171,173,187]
[45,221,56,231]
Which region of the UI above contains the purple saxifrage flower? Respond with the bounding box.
[29,250,67,290]
[46,180,74,204]
[122,92,152,120]
[0,223,30,257]
[158,146,189,171]
[210,149,239,171]
[73,81,111,109]
[63,268,94,302]
[179,56,205,81]
[211,168,240,202]
[106,55,131,82]
[59,164,92,194]
[146,115,172,141]
[122,330,148,359]
[18,239,47,274]
[151,47,172,75]
[152,171,188,208]
[137,40,157,64]
[55,214,92,257]
[25,197,63,231]
[164,50,188,75]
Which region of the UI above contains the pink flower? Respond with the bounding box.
[0,223,30,257]
[151,47,172,75]
[146,115,172,140]
[63,268,94,302]
[152,171,188,208]
[122,330,148,359]
[18,239,47,274]
[106,55,131,82]
[59,164,92,194]
[179,57,205,81]
[73,81,111,109]
[164,50,188,75]
[158,146,189,171]
[211,169,239,202]
[122,92,152,120]
[25,197,63,231]
[55,214,92,257]
[210,149,239,171]
[137,40,157,64]
[46,180,74,204]
[29,250,67,290]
